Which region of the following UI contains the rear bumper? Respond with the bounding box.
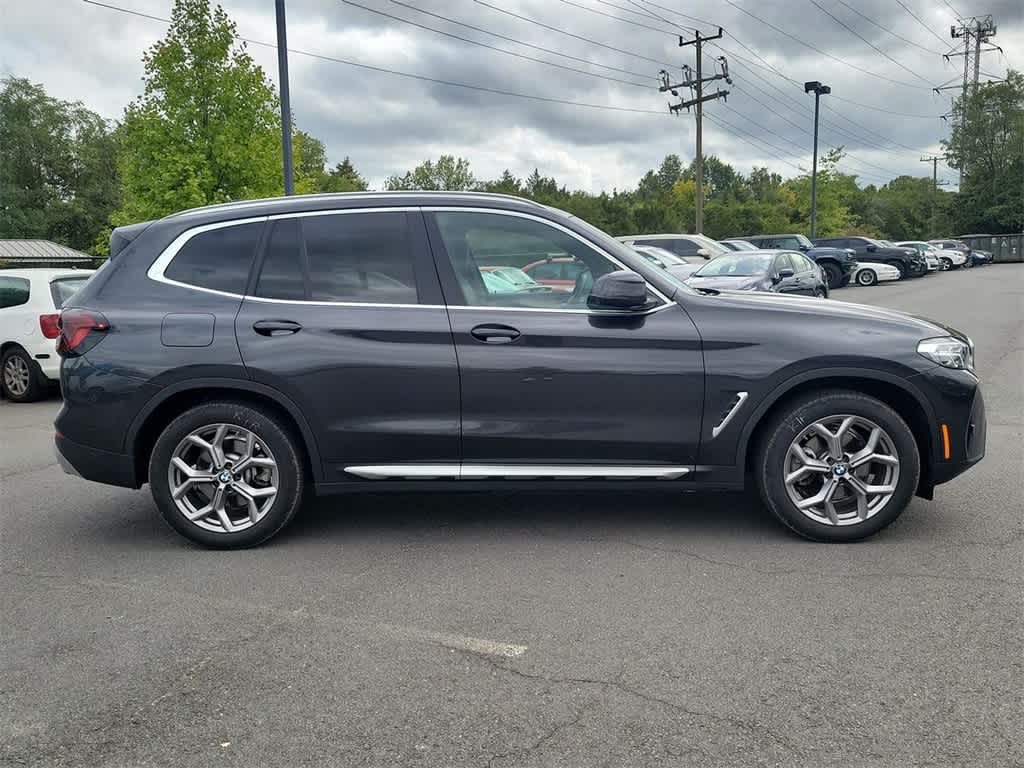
[55,433,139,489]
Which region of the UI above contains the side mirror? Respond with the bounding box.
[696,248,711,258]
[588,270,649,311]
[799,245,810,251]
[866,244,877,252]
[773,267,795,283]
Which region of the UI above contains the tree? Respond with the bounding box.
[478,169,522,195]
[385,154,475,191]
[0,77,120,254]
[292,130,326,194]
[115,0,283,224]
[943,69,1024,233]
[321,157,368,193]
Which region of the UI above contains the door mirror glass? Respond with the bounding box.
[866,243,877,252]
[696,248,710,258]
[587,271,649,311]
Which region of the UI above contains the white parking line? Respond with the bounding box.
[381,623,527,658]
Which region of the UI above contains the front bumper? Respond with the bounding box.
[911,367,986,489]
[55,432,139,489]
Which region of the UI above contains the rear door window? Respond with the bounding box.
[165,222,263,294]
[0,276,30,308]
[255,212,420,304]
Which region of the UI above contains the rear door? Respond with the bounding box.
[425,208,704,473]
[235,208,460,483]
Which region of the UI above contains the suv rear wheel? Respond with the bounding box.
[819,262,841,289]
[756,390,920,542]
[148,402,306,548]
[2,347,43,403]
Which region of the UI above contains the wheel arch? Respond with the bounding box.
[127,378,323,487]
[737,369,937,498]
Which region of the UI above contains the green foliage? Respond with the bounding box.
[114,0,283,223]
[385,154,475,191]
[320,158,368,193]
[0,76,120,254]
[943,69,1024,233]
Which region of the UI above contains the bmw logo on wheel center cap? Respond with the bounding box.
[219,470,232,483]
[833,464,848,476]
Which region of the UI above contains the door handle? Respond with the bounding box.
[470,324,521,344]
[253,320,302,337]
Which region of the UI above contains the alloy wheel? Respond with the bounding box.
[168,423,279,533]
[783,414,900,526]
[3,356,30,397]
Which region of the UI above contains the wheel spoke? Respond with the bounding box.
[210,485,233,532]
[796,477,839,510]
[811,423,844,460]
[234,481,276,500]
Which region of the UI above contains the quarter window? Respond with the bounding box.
[165,222,263,294]
[0,276,30,308]
[432,211,623,309]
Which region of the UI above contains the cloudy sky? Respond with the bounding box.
[2,0,1021,192]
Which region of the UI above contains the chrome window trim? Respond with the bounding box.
[344,464,692,480]
[149,206,677,316]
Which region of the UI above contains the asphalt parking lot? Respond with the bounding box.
[2,265,1021,767]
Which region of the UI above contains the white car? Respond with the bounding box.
[851,262,901,287]
[1,268,95,402]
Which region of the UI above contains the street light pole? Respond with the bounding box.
[804,81,830,239]
[275,0,294,195]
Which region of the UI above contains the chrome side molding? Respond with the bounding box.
[344,464,692,480]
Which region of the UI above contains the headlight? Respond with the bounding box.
[918,336,975,371]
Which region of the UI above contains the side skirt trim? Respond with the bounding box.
[343,464,692,480]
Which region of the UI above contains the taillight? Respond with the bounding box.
[39,314,61,339]
[57,309,109,357]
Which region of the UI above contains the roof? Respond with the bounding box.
[0,240,94,264]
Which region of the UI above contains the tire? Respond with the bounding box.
[814,288,827,298]
[886,260,906,279]
[755,390,920,542]
[940,257,952,270]
[1,347,44,403]
[820,262,841,289]
[148,401,307,548]
[856,268,877,286]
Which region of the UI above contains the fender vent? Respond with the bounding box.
[712,391,749,438]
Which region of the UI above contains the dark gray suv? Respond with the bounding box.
[55,193,985,547]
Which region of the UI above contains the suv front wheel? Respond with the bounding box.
[149,401,306,548]
[756,390,920,542]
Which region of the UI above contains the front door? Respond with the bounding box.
[235,209,460,483]
[425,208,704,473]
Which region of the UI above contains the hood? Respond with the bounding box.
[698,290,956,338]
[686,274,769,291]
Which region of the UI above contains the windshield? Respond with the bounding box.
[723,240,757,251]
[794,234,814,248]
[694,253,774,277]
[49,277,90,308]
[635,246,689,266]
[689,234,731,257]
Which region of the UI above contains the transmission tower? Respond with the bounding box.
[934,14,1002,186]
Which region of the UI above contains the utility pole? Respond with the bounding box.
[920,156,947,236]
[658,28,730,234]
[934,15,1001,187]
[804,81,830,240]
[275,0,295,195]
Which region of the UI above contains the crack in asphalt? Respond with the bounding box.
[485,705,590,768]
[473,654,803,758]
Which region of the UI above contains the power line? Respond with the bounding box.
[940,0,964,20]
[81,0,666,115]
[832,0,946,56]
[806,0,935,86]
[893,0,952,48]
[381,0,653,80]
[337,0,653,88]
[553,0,669,36]
[469,0,672,68]
[721,0,928,89]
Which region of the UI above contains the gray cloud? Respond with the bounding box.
[2,0,1021,192]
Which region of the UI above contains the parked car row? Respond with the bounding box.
[606,231,993,298]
